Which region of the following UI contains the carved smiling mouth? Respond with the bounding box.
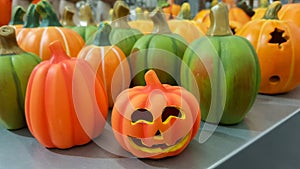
[127,134,190,154]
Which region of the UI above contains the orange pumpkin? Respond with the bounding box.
[0,0,12,26]
[162,0,181,19]
[236,1,300,94]
[278,3,300,28]
[78,23,131,108]
[168,2,206,43]
[16,0,84,60]
[111,70,200,159]
[128,7,153,34]
[25,40,108,149]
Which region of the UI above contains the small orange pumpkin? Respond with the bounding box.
[78,23,131,108]
[236,1,300,94]
[111,70,200,159]
[16,0,84,60]
[25,40,108,149]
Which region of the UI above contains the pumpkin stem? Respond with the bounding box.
[23,4,40,28]
[0,26,24,55]
[9,6,26,25]
[150,7,172,34]
[237,0,255,17]
[78,3,97,27]
[61,6,76,27]
[206,2,233,36]
[49,41,70,64]
[111,0,131,29]
[36,0,62,27]
[177,2,192,20]
[93,23,112,46]
[145,70,163,87]
[263,1,281,20]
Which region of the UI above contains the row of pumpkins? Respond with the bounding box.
[0,0,299,159]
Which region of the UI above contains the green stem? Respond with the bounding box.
[150,7,172,34]
[263,1,281,20]
[93,23,112,46]
[23,4,40,28]
[111,0,131,29]
[206,2,233,36]
[36,0,62,27]
[9,6,26,25]
[0,26,24,55]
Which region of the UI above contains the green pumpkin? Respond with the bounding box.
[0,26,41,130]
[109,1,143,57]
[181,2,260,125]
[130,7,188,86]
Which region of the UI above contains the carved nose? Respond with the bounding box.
[155,130,161,136]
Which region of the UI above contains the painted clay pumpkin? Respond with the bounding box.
[78,23,131,108]
[0,26,41,130]
[9,5,26,31]
[168,2,206,43]
[16,0,85,60]
[236,1,300,94]
[181,2,260,125]
[111,70,200,159]
[109,1,143,57]
[25,40,108,149]
[130,7,188,87]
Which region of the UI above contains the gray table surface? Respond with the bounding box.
[1,87,300,169]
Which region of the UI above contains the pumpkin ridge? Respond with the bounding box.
[9,56,25,116]
[256,21,268,53]
[283,24,295,91]
[55,27,71,56]
[61,61,76,146]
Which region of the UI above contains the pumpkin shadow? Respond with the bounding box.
[9,127,34,138]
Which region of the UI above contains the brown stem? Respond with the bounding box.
[78,3,97,26]
[61,6,76,27]
[0,26,24,55]
[111,0,131,29]
[206,2,233,36]
[150,7,172,34]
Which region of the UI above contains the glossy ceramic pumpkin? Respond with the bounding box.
[16,0,85,60]
[236,1,300,94]
[25,41,108,149]
[0,26,41,130]
[78,23,131,108]
[181,2,260,125]
[111,70,200,159]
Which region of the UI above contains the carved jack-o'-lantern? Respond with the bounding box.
[111,70,201,159]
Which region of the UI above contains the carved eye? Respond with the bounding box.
[131,109,153,123]
[161,107,182,122]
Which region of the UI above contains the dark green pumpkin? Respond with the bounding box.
[109,0,143,57]
[130,7,188,86]
[181,2,260,125]
[0,26,41,130]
